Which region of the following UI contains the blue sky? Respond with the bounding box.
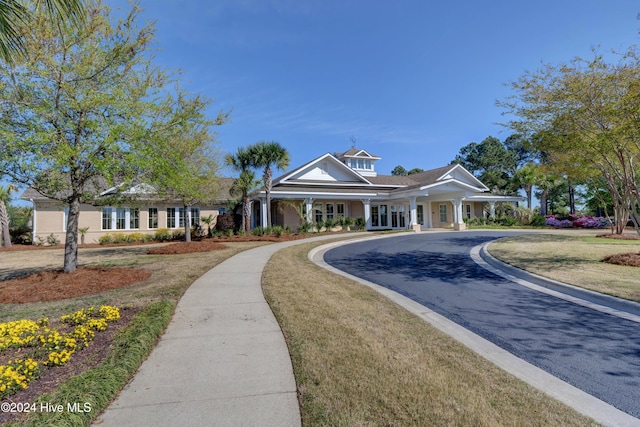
[17,1,640,193]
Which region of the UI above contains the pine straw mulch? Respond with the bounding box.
[0,267,152,304]
[596,233,640,267]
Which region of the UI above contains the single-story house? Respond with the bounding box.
[252,148,523,232]
[21,179,235,244]
[21,148,522,243]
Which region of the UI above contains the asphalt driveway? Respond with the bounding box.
[323,231,640,418]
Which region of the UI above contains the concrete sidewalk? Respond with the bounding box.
[95,234,356,427]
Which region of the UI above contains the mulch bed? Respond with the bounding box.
[603,253,640,267]
[0,267,151,304]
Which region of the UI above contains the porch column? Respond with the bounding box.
[454,198,466,231]
[409,197,418,230]
[305,198,313,223]
[362,199,371,230]
[426,201,432,228]
[511,201,516,216]
[489,201,496,219]
[260,197,268,228]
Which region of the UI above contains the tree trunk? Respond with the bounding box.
[264,167,272,227]
[184,205,191,242]
[525,185,532,209]
[539,189,548,216]
[63,197,81,273]
[242,196,251,232]
[568,181,575,215]
[0,199,11,248]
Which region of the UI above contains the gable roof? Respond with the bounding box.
[334,148,381,160]
[274,152,373,186]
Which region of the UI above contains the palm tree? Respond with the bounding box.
[0,184,16,248]
[229,170,259,232]
[225,147,255,233]
[249,141,290,227]
[512,162,539,209]
[0,0,85,63]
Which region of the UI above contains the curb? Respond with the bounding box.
[476,242,640,323]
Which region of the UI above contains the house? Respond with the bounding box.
[21,179,235,244]
[21,149,522,243]
[252,148,522,231]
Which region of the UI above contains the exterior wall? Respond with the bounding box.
[32,201,222,245]
[431,201,454,228]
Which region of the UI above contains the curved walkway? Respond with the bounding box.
[95,231,640,427]
[95,234,359,427]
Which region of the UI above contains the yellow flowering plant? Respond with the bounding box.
[0,305,121,398]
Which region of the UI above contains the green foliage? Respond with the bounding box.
[271,225,284,237]
[153,228,172,242]
[452,136,518,193]
[297,222,312,233]
[45,233,60,246]
[354,217,366,230]
[0,0,224,270]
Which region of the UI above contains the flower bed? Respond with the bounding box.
[0,306,120,398]
[545,215,610,229]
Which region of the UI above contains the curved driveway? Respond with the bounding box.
[324,231,640,419]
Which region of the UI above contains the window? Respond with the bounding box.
[190,208,200,226]
[466,204,472,219]
[391,205,398,228]
[129,208,139,229]
[314,203,323,223]
[102,208,112,230]
[218,207,227,215]
[399,205,406,228]
[357,159,364,169]
[116,208,126,230]
[439,204,448,223]
[350,159,357,168]
[102,207,139,230]
[371,205,379,227]
[380,204,388,227]
[365,159,371,170]
[167,208,176,228]
[337,203,345,218]
[178,208,185,227]
[326,203,334,220]
[148,208,158,229]
[417,205,424,225]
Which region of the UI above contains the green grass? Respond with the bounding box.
[263,242,597,426]
[488,231,640,302]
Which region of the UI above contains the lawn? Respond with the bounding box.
[487,230,640,302]
[263,241,596,426]
[1,230,624,425]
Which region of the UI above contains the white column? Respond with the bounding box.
[363,199,371,230]
[305,198,313,223]
[489,201,496,219]
[409,197,417,225]
[261,198,268,228]
[454,198,466,231]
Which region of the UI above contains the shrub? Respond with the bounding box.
[46,233,60,246]
[324,218,339,230]
[298,222,312,233]
[99,234,113,244]
[153,228,172,241]
[10,225,32,245]
[354,216,366,230]
[271,225,284,237]
[171,229,185,240]
[252,226,265,236]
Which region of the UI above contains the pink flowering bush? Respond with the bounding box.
[545,215,609,229]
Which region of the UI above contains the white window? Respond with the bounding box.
[190,208,200,226]
[102,207,139,230]
[439,204,448,223]
[337,203,345,217]
[148,208,158,229]
[466,204,472,219]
